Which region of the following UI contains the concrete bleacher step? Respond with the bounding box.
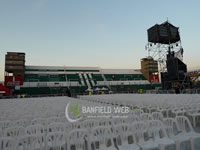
[83,73,91,88]
[86,73,94,88]
[88,73,95,86]
[78,73,85,86]
[81,74,88,87]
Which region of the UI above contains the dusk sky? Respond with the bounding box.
[1,0,200,81]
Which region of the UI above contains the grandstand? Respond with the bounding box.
[19,66,158,95]
[4,52,160,96]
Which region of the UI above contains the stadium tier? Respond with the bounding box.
[3,52,161,96]
[15,66,159,95]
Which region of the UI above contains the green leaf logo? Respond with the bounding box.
[69,104,80,118]
[132,108,141,112]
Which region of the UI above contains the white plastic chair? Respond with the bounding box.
[65,123,74,132]
[70,122,81,129]
[60,116,68,123]
[81,119,100,132]
[125,114,139,124]
[186,103,200,127]
[68,129,91,150]
[147,120,175,150]
[92,126,117,150]
[156,105,168,118]
[131,121,159,150]
[0,120,12,130]
[47,123,66,133]
[163,118,191,150]
[99,119,113,126]
[176,116,200,150]
[18,134,45,150]
[152,112,164,121]
[132,108,144,116]
[146,104,157,113]
[4,126,25,138]
[112,117,126,125]
[47,117,62,124]
[0,137,18,150]
[14,119,30,128]
[25,124,45,135]
[114,123,140,150]
[171,106,186,117]
[31,118,47,126]
[139,113,152,122]
[47,132,66,150]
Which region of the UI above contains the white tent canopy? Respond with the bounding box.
[95,87,100,91]
[85,88,93,92]
[101,87,108,91]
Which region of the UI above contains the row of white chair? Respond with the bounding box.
[80,94,200,127]
[0,116,69,130]
[0,96,98,121]
[1,116,200,150]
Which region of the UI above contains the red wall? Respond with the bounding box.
[5,76,24,86]
[0,84,11,96]
[149,74,159,83]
